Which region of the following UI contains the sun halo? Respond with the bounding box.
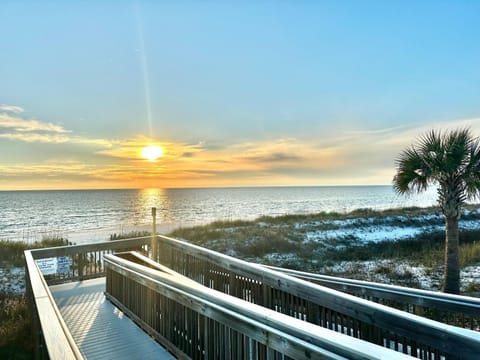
[141,145,163,161]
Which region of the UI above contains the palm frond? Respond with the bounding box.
[443,128,471,174]
[393,128,480,200]
[463,136,480,200]
[393,146,429,194]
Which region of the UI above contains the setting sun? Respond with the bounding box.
[141,145,163,161]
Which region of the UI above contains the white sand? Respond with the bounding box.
[64,223,180,245]
[0,266,24,294]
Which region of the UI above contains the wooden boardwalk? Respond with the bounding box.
[50,278,175,360]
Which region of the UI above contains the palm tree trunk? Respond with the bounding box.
[443,216,460,294]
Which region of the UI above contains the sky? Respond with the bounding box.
[1,0,480,190]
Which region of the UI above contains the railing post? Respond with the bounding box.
[151,207,157,261]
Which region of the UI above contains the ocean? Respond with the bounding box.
[0,186,438,243]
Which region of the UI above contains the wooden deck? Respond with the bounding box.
[50,278,175,360]
[27,236,480,359]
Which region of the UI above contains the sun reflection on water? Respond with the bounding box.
[137,188,173,225]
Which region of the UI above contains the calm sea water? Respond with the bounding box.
[0,186,438,243]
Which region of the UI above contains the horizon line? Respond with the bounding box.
[0,184,394,192]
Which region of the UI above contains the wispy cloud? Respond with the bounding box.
[0,133,70,143]
[70,137,115,147]
[0,113,69,133]
[0,106,115,147]
[0,105,24,114]
[345,125,409,136]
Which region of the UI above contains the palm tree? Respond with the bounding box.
[393,128,480,294]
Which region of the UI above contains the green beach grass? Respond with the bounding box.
[168,205,480,294]
[0,236,68,359]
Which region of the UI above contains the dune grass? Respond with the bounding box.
[169,206,480,292]
[170,215,441,263]
[0,236,68,358]
[0,237,68,266]
[0,292,32,359]
[110,230,151,241]
[460,240,480,267]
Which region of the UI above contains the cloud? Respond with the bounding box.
[315,117,480,186]
[0,135,346,188]
[70,137,115,147]
[0,133,70,143]
[0,106,116,147]
[96,137,202,160]
[0,112,69,133]
[353,117,480,149]
[246,152,302,163]
[0,105,24,114]
[3,104,480,189]
[345,125,409,136]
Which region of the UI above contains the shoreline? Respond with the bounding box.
[65,223,179,245]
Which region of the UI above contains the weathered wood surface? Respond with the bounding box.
[155,235,480,359]
[24,251,83,360]
[105,253,413,360]
[30,237,151,259]
[29,235,480,359]
[50,277,174,360]
[268,265,480,318]
[30,237,152,285]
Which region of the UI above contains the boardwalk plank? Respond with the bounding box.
[50,278,175,360]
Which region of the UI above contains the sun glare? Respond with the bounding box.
[141,145,163,161]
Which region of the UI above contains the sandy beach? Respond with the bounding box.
[55,223,180,245]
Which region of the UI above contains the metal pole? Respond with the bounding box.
[151,207,157,260]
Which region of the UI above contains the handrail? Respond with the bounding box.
[30,236,152,284]
[265,265,480,318]
[30,237,152,259]
[25,237,151,359]
[25,235,480,359]
[155,234,480,359]
[24,250,83,360]
[105,252,412,360]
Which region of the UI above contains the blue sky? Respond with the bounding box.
[1,1,479,190]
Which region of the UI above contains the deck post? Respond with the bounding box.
[151,207,157,261]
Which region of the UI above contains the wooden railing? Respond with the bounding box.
[265,266,480,331]
[29,237,152,284]
[24,250,83,360]
[154,234,480,359]
[104,252,411,360]
[25,235,480,359]
[25,237,153,359]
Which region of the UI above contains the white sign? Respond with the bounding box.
[36,258,57,275]
[57,256,71,273]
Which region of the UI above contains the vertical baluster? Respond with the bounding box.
[282,289,287,315]
[266,347,275,360]
[238,332,244,360]
[225,324,232,360]
[320,305,325,328]
[159,291,163,338]
[182,303,187,354]
[325,308,330,330]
